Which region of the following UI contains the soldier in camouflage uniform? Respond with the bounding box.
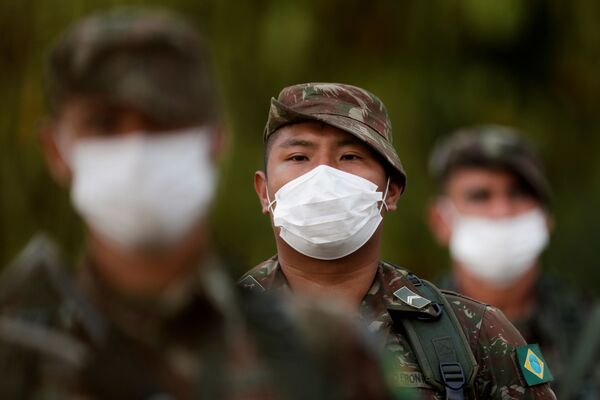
[427,126,597,398]
[239,83,557,399]
[0,10,392,399]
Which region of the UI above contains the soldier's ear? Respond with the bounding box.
[427,199,452,246]
[383,176,403,212]
[39,119,72,187]
[254,171,270,215]
[543,209,555,233]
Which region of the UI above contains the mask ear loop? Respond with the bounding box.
[379,176,391,212]
[266,188,276,214]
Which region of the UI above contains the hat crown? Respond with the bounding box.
[274,83,392,142]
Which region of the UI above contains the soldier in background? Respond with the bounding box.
[0,9,391,399]
[427,125,595,398]
[240,83,556,399]
[561,302,600,400]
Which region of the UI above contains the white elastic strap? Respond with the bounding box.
[379,176,391,212]
[266,189,276,214]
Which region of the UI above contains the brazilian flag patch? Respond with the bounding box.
[516,344,553,386]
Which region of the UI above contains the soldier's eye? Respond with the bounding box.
[287,154,308,162]
[341,153,362,161]
[87,113,119,135]
[465,189,490,203]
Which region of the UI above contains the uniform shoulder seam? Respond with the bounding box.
[441,289,490,307]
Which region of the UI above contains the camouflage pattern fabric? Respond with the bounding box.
[439,273,596,399]
[0,236,393,399]
[428,125,551,206]
[46,8,219,126]
[240,257,557,399]
[265,82,407,189]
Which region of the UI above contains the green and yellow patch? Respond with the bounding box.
[516,344,553,386]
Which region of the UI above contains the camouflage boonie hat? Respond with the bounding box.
[265,83,406,190]
[429,125,551,206]
[46,8,218,126]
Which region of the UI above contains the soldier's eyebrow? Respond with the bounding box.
[335,137,363,148]
[277,138,315,148]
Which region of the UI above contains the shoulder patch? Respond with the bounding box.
[393,286,431,309]
[516,344,553,386]
[238,275,266,293]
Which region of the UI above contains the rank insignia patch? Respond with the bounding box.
[516,344,553,386]
[238,275,265,293]
[393,286,431,309]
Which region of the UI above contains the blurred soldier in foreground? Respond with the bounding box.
[0,9,391,399]
[427,125,595,398]
[239,83,556,399]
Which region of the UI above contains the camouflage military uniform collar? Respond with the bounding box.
[239,256,441,322]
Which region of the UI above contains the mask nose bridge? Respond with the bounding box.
[488,195,517,219]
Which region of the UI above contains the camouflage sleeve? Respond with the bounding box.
[474,305,556,399]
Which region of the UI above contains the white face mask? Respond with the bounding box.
[448,206,549,287]
[66,127,217,249]
[268,165,389,260]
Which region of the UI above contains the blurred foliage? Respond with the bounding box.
[1,0,599,294]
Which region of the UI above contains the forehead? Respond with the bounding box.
[270,121,367,147]
[57,96,178,130]
[58,95,136,114]
[445,167,525,190]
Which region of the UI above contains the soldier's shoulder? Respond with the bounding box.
[441,291,558,397]
[441,289,489,319]
[0,234,103,352]
[440,289,523,346]
[0,235,91,398]
[237,255,279,293]
[0,234,68,313]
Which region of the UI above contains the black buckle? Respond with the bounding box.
[415,302,443,321]
[440,362,465,391]
[407,273,422,286]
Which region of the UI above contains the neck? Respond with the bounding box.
[276,232,381,311]
[453,262,539,321]
[87,222,210,298]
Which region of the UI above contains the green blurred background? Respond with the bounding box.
[1,0,599,293]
